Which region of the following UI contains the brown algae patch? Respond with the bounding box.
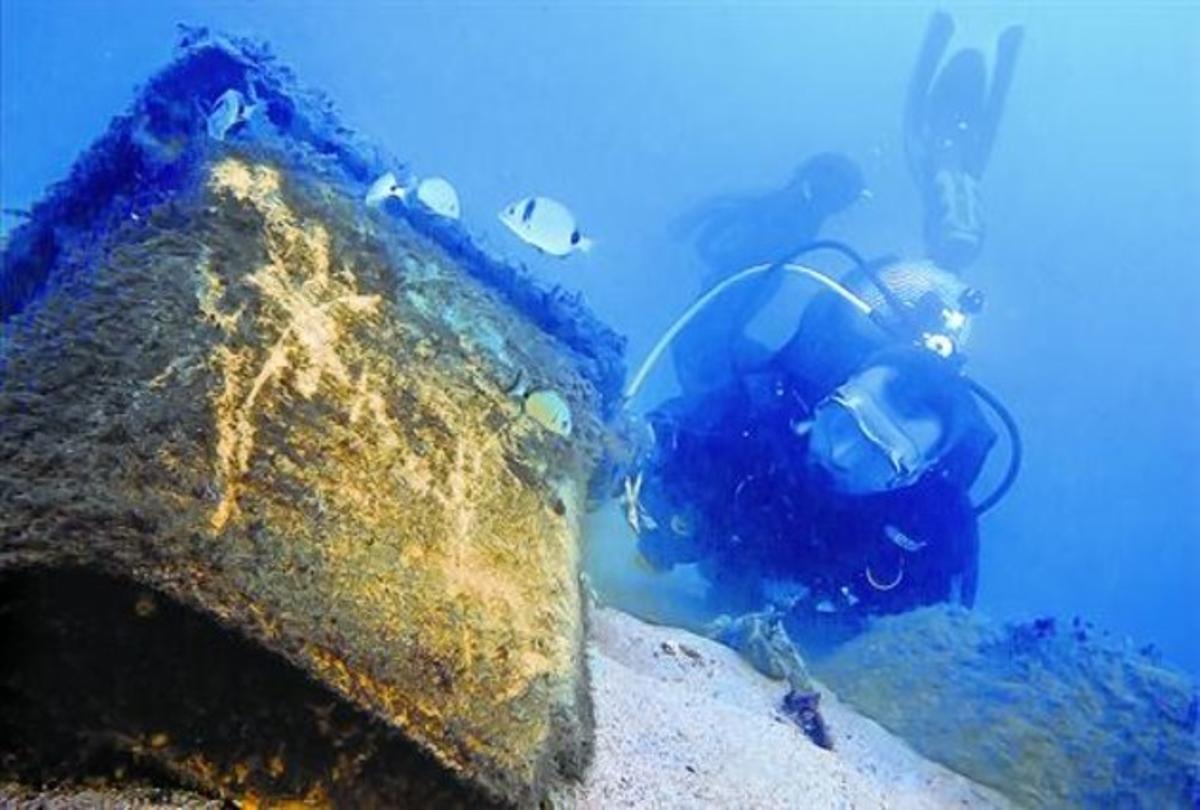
[204,160,385,531]
[190,158,589,791]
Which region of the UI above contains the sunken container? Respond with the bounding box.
[0,27,625,808]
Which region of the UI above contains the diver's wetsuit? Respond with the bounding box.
[637,282,994,627]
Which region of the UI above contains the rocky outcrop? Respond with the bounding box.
[0,28,624,807]
[816,606,1200,809]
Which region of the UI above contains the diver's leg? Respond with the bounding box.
[904,11,955,184]
[973,24,1025,176]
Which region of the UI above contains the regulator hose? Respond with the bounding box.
[782,239,1023,514]
[622,261,873,401]
[780,240,910,325]
[625,241,1023,514]
[965,377,1023,515]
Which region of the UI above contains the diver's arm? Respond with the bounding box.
[972,24,1024,176]
[904,11,955,182]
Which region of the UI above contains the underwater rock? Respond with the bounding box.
[815,605,1200,809]
[0,26,626,807]
[704,606,816,693]
[701,606,834,749]
[780,689,833,751]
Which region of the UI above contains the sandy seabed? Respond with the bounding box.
[572,606,1010,809]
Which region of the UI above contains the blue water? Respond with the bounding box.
[2,1,1197,679]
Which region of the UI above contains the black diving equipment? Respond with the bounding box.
[624,238,1021,514]
[772,239,1019,514]
[808,364,945,495]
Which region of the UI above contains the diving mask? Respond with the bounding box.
[808,367,943,494]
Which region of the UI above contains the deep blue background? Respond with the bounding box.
[2,1,1197,674]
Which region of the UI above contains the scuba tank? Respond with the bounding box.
[843,258,983,358]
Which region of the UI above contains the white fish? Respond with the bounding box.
[410,176,460,220]
[365,173,460,220]
[206,88,257,141]
[499,196,593,257]
[523,389,572,437]
[365,172,403,207]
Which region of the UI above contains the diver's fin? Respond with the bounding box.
[975,24,1025,174]
[904,12,956,179]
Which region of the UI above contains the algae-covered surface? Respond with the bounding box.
[816,606,1200,809]
[1,568,494,808]
[0,152,596,805]
[0,27,625,807]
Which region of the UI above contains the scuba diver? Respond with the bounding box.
[625,251,1004,634]
[621,12,1023,638]
[906,11,1024,272]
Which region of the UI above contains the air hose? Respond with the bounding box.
[777,239,913,329]
[622,262,873,402]
[624,239,1023,514]
[964,377,1023,515]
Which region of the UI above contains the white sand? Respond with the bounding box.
[572,606,1010,809]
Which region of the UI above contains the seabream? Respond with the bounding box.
[499,196,593,257]
[365,172,403,207]
[206,88,258,141]
[523,389,572,437]
[365,173,460,220]
[410,177,460,220]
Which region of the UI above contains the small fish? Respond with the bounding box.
[206,88,258,141]
[499,196,593,257]
[619,472,659,535]
[365,173,460,220]
[523,388,572,437]
[865,563,904,591]
[411,177,460,220]
[365,172,403,207]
